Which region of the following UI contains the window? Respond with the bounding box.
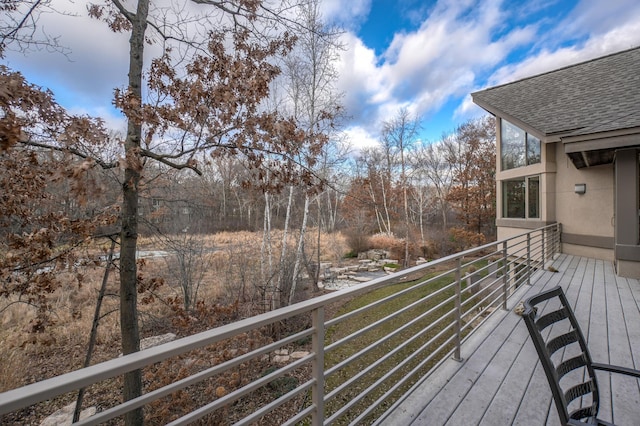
[503,176,540,219]
[501,120,540,170]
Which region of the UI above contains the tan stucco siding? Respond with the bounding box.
[496,139,614,262]
[553,142,614,240]
[562,243,614,261]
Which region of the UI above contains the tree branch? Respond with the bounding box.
[22,140,118,169]
[1,0,44,44]
[110,0,134,22]
[140,148,203,175]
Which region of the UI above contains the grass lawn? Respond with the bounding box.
[323,261,489,424]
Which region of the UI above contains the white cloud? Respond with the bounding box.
[4,1,131,129]
[452,0,640,123]
[335,32,385,121]
[7,0,640,147]
[453,94,491,120]
[321,0,371,28]
[335,0,536,137]
[342,126,380,151]
[559,0,640,39]
[484,9,640,87]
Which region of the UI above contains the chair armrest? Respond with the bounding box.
[569,417,617,426]
[592,362,640,378]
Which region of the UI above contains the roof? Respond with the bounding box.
[472,47,640,139]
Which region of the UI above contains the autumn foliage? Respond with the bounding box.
[0,66,118,331]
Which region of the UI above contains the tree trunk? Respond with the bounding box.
[261,190,273,311]
[278,186,294,309]
[418,190,425,249]
[380,175,392,235]
[289,193,310,305]
[441,198,448,231]
[74,237,117,423]
[401,152,410,267]
[120,1,148,424]
[368,178,384,234]
[315,196,322,290]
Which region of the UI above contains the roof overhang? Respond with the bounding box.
[473,91,640,169]
[562,127,640,168]
[471,96,561,143]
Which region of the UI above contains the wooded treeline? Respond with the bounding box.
[130,114,496,248]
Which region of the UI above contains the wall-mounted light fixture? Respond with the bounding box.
[574,183,586,194]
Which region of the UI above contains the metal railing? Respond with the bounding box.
[0,224,561,425]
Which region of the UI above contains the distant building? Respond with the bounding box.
[472,47,640,277]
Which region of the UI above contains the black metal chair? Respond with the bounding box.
[522,286,640,426]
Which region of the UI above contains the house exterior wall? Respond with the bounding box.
[553,142,615,260]
[495,118,615,262]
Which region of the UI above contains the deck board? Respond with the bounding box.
[379,255,640,426]
[607,263,640,425]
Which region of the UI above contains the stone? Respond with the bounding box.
[274,349,288,356]
[40,402,96,426]
[140,333,176,351]
[290,351,309,359]
[119,332,177,357]
[273,355,290,363]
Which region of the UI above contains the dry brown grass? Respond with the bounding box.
[0,230,348,380]
[139,229,348,258]
[369,233,406,259]
[0,230,351,424]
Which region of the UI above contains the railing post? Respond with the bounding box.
[453,258,462,362]
[526,233,532,285]
[541,227,546,269]
[502,241,508,310]
[311,307,325,426]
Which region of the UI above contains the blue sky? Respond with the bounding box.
[324,0,640,147]
[5,0,640,150]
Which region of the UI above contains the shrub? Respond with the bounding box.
[344,227,371,255]
[448,227,487,252]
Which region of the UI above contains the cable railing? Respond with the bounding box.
[0,223,561,425]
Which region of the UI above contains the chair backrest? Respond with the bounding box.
[522,286,600,425]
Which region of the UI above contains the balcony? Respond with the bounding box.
[380,254,640,425]
[1,224,638,425]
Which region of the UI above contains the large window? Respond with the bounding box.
[501,120,540,170]
[503,176,540,219]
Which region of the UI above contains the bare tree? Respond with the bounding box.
[158,231,211,313]
[279,0,343,303]
[412,138,455,232]
[381,108,420,266]
[358,147,394,235]
[0,0,70,57]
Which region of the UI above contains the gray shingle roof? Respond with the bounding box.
[472,47,640,138]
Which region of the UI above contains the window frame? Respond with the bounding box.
[500,119,541,171]
[502,175,540,219]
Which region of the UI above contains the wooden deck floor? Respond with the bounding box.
[379,254,640,425]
